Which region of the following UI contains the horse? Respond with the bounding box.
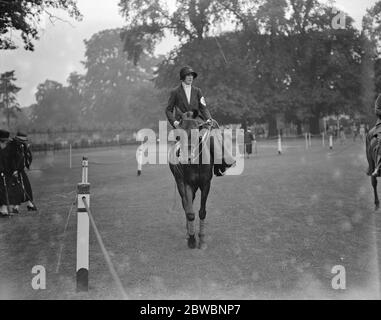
[366,128,381,210]
[168,110,216,249]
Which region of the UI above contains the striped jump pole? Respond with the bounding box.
[277,134,282,155]
[308,133,312,148]
[322,132,325,147]
[137,144,143,176]
[76,156,90,292]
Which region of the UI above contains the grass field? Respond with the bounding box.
[0,137,380,300]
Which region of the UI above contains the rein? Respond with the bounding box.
[185,119,219,164]
[170,119,218,177]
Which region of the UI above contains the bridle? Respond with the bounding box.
[174,118,219,166]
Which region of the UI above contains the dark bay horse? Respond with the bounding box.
[367,130,381,210]
[169,110,215,249]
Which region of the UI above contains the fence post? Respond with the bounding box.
[137,144,143,176]
[76,157,90,292]
[305,133,309,149]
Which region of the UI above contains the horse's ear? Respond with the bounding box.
[192,109,199,119]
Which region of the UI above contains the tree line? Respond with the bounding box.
[2,0,381,136]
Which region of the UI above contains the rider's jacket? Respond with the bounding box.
[166,84,211,128]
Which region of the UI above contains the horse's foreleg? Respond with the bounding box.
[183,184,196,249]
[372,176,380,211]
[198,181,211,249]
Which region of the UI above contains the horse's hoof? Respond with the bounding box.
[198,241,207,250]
[376,204,380,211]
[187,235,197,249]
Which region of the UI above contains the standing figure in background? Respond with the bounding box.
[244,129,255,158]
[352,123,358,142]
[0,129,12,217]
[9,132,37,212]
[339,125,346,144]
[360,124,366,143]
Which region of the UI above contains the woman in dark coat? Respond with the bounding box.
[8,132,37,213]
[0,129,14,216]
[244,129,254,158]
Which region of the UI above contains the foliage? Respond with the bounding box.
[0,70,21,127]
[0,0,82,50]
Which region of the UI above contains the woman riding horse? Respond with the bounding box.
[166,66,236,249]
[166,66,235,176]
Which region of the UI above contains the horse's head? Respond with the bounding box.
[180,110,203,131]
[175,110,212,164]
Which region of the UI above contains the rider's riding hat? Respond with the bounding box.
[180,66,198,81]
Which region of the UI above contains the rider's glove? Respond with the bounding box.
[174,121,180,128]
[206,119,213,125]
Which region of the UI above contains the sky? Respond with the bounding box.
[0,0,378,107]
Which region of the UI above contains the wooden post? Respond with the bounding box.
[76,157,90,292]
[137,144,143,176]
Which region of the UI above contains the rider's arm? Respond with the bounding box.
[197,89,212,121]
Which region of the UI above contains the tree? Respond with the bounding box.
[0,70,21,128]
[362,1,381,122]
[120,0,375,134]
[31,79,80,129]
[82,28,162,127]
[118,0,265,64]
[0,0,82,51]
[266,0,364,134]
[66,71,85,121]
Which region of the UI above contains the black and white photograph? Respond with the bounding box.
[1,0,381,303]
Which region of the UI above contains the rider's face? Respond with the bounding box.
[184,74,193,85]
